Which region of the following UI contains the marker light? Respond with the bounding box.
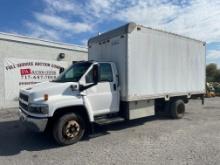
[44,94,48,101]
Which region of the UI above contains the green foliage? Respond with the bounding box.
[206,63,220,82]
[215,86,220,93]
[214,70,220,82]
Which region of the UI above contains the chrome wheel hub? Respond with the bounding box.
[64,120,80,138]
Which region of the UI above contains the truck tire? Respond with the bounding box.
[53,113,85,145]
[170,99,185,119]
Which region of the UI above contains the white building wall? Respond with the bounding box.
[0,32,88,109]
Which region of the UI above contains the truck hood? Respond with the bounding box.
[20,81,80,103]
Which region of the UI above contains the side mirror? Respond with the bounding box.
[93,64,99,84]
[59,67,65,74]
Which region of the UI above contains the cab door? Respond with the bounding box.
[84,63,119,116]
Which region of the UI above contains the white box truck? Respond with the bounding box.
[19,23,206,145]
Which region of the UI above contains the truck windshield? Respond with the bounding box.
[54,62,92,82]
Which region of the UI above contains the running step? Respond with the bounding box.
[95,117,125,125]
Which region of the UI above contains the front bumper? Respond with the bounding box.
[19,109,48,132]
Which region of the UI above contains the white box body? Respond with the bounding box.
[89,23,206,101]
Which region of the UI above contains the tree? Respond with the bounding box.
[214,69,220,82]
[206,63,217,82]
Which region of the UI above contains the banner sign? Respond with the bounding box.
[4,58,68,101]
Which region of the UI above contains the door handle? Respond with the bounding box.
[113,84,116,91]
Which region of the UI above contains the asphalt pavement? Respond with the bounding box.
[0,98,219,165]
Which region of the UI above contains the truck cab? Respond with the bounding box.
[19,61,121,145]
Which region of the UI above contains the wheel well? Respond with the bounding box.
[155,96,187,118]
[53,106,89,121]
[46,106,90,131]
[170,96,188,104]
[155,96,188,109]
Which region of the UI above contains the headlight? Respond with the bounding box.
[28,104,49,114]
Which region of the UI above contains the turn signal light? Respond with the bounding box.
[44,94,48,101]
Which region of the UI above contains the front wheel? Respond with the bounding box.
[53,113,85,145]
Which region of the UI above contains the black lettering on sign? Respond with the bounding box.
[5,64,16,70]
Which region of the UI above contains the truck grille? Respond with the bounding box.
[19,92,29,111]
[19,101,28,111]
[19,93,29,102]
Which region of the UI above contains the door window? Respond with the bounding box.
[100,63,113,82]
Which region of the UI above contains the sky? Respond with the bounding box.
[0,0,220,67]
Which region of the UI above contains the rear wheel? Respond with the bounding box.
[170,99,185,119]
[53,113,85,145]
